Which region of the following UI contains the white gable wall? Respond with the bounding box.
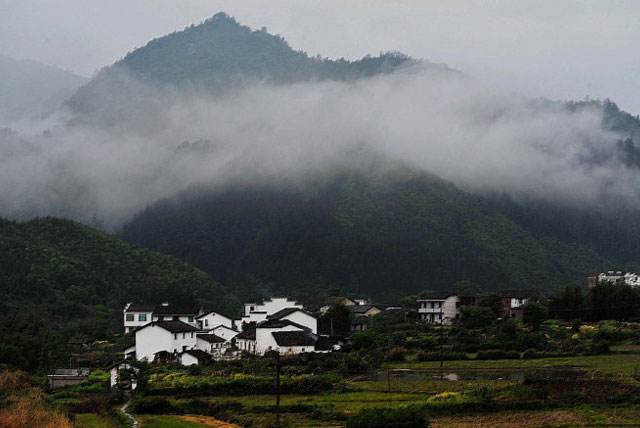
[212,325,238,341]
[255,324,303,355]
[135,325,197,361]
[198,312,233,330]
[280,311,317,334]
[179,353,199,366]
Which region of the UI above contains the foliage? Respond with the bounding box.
[0,217,239,370]
[346,406,428,428]
[522,302,549,328]
[459,306,495,329]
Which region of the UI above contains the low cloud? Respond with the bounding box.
[0,67,635,230]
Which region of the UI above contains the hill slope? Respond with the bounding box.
[121,154,611,302]
[0,217,238,370]
[66,13,453,128]
[0,55,86,126]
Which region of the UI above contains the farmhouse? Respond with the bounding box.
[178,349,212,366]
[134,320,198,361]
[123,303,155,333]
[237,297,303,329]
[417,292,460,325]
[197,310,234,330]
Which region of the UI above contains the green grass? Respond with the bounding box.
[137,415,207,428]
[385,353,640,380]
[73,413,116,428]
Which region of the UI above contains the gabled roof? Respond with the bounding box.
[137,320,198,334]
[197,333,225,343]
[125,304,155,312]
[196,309,232,320]
[257,319,310,331]
[236,329,256,340]
[212,324,236,332]
[267,307,314,320]
[153,304,200,315]
[349,304,382,314]
[272,331,318,347]
[180,349,212,361]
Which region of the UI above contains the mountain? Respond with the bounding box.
[0,55,86,126]
[121,150,613,303]
[0,217,238,370]
[66,13,453,128]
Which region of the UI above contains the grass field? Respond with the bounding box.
[73,413,116,428]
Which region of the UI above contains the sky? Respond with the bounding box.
[0,0,639,114]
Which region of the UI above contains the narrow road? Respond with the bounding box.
[121,399,138,428]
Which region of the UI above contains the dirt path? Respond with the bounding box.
[181,415,241,427]
[120,400,138,428]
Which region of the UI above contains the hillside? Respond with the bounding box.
[121,152,612,302]
[66,13,454,128]
[0,55,86,126]
[0,217,238,370]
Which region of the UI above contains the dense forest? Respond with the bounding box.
[0,217,238,370]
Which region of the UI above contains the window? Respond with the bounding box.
[188,316,194,322]
[138,314,147,322]
[190,332,194,338]
[174,333,177,340]
[125,314,134,322]
[182,333,186,339]
[205,319,208,326]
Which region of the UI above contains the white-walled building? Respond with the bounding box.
[152,303,203,326]
[211,325,239,342]
[197,310,234,330]
[236,329,256,353]
[178,349,212,366]
[417,292,460,325]
[196,333,227,356]
[134,320,198,362]
[266,308,317,333]
[596,271,640,287]
[238,297,303,330]
[123,304,155,333]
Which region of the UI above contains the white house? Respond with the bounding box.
[197,310,234,330]
[271,330,319,355]
[123,304,155,333]
[196,333,227,356]
[238,297,303,330]
[211,325,239,342]
[178,349,212,366]
[235,329,256,353]
[152,303,203,326]
[134,320,198,362]
[266,308,317,334]
[417,292,460,325]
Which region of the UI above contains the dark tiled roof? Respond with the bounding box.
[153,304,200,315]
[236,329,256,340]
[197,333,225,343]
[181,349,212,360]
[267,307,313,320]
[257,319,310,331]
[349,304,382,314]
[197,309,232,320]
[138,320,198,334]
[125,304,155,312]
[272,331,318,347]
[499,289,539,299]
[418,291,456,300]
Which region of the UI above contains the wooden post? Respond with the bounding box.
[387,368,391,392]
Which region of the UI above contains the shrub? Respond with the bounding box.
[476,350,520,360]
[427,391,463,403]
[385,347,408,362]
[128,396,179,414]
[416,351,467,362]
[346,406,428,428]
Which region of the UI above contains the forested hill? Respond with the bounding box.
[66,13,453,127]
[120,155,613,302]
[0,217,238,370]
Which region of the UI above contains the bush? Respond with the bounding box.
[128,396,179,414]
[385,347,408,362]
[346,406,428,428]
[476,350,520,360]
[416,351,467,362]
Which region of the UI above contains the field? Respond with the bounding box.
[107,351,640,427]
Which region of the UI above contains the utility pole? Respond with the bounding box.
[275,351,281,427]
[439,304,444,380]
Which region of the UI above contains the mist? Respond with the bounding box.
[0,67,634,230]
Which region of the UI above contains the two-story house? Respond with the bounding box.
[134,320,198,361]
[123,304,155,333]
[417,292,460,325]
